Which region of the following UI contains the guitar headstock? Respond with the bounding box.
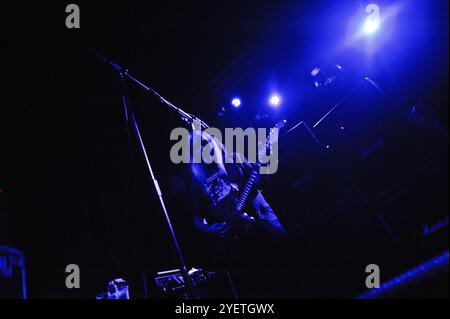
[258,119,286,161]
[267,119,286,148]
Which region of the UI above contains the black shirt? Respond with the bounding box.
[189,155,256,224]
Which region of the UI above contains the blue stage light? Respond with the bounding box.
[363,3,380,34]
[231,98,241,108]
[268,94,281,107]
[364,18,380,34]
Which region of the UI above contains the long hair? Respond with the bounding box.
[188,130,228,182]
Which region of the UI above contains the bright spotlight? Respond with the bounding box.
[363,3,380,34]
[364,19,380,34]
[269,94,281,107]
[231,98,241,108]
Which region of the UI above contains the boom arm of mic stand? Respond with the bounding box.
[90,50,210,129]
[120,71,209,131]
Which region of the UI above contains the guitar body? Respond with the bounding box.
[209,182,256,238]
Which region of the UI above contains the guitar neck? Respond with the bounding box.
[234,119,284,213]
[235,163,260,212]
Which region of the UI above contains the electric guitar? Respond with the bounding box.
[221,119,286,237]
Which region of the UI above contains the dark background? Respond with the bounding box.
[1,0,448,298]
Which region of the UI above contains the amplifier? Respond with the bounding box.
[153,267,216,299]
[311,78,448,244]
[270,121,353,229]
[96,278,130,299]
[312,78,437,203]
[0,245,27,299]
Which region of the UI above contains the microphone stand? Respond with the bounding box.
[91,50,200,298]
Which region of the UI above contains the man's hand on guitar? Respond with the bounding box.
[193,216,231,238]
[206,222,231,238]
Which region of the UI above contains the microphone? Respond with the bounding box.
[90,49,126,74]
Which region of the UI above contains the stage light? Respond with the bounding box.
[231,98,241,108]
[363,3,380,34]
[268,94,281,107]
[363,18,380,34]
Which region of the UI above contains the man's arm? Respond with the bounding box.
[252,191,287,240]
